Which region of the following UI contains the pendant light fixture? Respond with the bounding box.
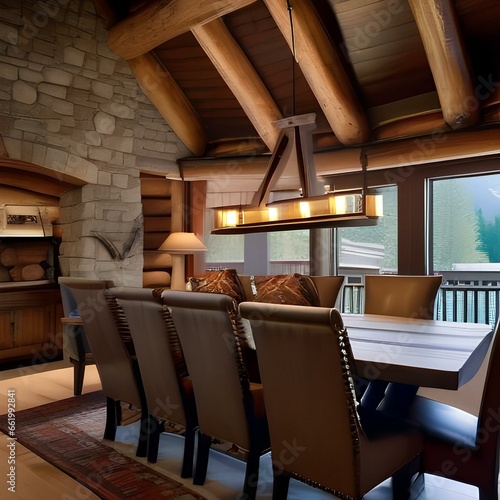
[211,2,382,235]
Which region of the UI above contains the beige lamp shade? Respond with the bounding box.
[159,232,207,254]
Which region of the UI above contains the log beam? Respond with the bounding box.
[192,18,283,151]
[108,0,257,60]
[365,129,500,170]
[128,52,208,156]
[408,0,479,129]
[373,113,449,142]
[181,129,500,188]
[264,0,370,146]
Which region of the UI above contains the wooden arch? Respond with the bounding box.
[0,158,86,204]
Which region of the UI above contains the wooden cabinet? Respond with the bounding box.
[0,311,13,350]
[0,286,63,362]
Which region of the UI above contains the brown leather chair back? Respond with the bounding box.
[111,287,188,426]
[310,275,345,308]
[63,279,148,457]
[163,291,253,447]
[64,280,142,409]
[161,290,270,499]
[111,286,198,475]
[364,275,442,319]
[241,302,423,498]
[58,277,97,395]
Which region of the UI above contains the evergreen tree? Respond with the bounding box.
[476,209,488,255]
[476,210,500,262]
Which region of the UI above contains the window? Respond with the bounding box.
[204,186,397,277]
[429,174,500,273]
[204,210,244,271]
[204,210,309,274]
[269,230,310,274]
[336,185,398,276]
[429,173,500,325]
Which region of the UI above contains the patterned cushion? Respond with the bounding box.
[189,269,246,303]
[251,274,320,306]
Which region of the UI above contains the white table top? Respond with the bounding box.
[343,313,494,390]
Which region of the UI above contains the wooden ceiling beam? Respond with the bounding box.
[181,128,500,188]
[408,0,479,129]
[264,0,370,146]
[128,52,208,156]
[366,129,500,170]
[192,18,283,152]
[107,0,258,60]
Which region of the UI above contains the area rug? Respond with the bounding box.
[0,391,206,499]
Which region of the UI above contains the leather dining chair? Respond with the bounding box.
[161,291,270,500]
[408,319,500,500]
[364,274,442,319]
[110,286,198,478]
[361,274,443,414]
[240,302,423,500]
[309,275,345,308]
[64,279,148,458]
[58,277,97,395]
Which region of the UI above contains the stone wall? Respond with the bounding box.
[0,0,190,286]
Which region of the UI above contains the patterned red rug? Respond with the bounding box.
[0,391,206,500]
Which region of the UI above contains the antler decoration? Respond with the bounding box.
[89,215,143,260]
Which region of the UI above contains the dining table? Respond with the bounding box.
[342,313,494,390]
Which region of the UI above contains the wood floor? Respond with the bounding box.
[0,361,102,499]
[0,361,487,499]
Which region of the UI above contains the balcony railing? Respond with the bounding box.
[205,261,500,327]
[435,272,500,327]
[205,260,310,275]
[342,271,500,328]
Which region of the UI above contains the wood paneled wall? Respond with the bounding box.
[140,174,184,288]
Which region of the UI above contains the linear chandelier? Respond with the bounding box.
[210,2,382,235]
[211,113,383,235]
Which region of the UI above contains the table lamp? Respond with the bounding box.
[159,232,207,290]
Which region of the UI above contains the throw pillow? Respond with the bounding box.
[251,273,320,306]
[189,269,246,303]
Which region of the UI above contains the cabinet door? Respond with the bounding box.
[0,311,14,349]
[14,306,51,347]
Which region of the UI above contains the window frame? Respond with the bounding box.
[191,157,500,277]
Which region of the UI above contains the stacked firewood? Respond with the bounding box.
[0,242,51,282]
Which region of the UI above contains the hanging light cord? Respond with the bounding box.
[287,0,296,116]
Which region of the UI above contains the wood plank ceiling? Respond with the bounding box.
[93,0,500,188]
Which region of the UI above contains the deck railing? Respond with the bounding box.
[435,272,500,327]
[342,271,500,327]
[205,262,500,327]
[205,260,310,275]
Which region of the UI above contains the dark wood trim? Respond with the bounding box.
[188,181,207,277]
[326,155,500,275]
